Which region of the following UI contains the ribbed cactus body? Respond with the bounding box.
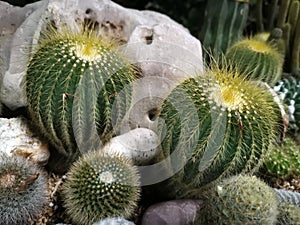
[26,26,136,159]
[274,77,300,131]
[156,65,279,198]
[63,151,140,225]
[225,37,284,85]
[200,0,249,58]
[196,175,278,225]
[0,153,47,225]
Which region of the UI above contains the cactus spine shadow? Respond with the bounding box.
[25,23,137,164]
[155,63,280,199]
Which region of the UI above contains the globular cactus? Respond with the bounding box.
[273,77,300,132]
[274,188,300,207]
[155,62,280,198]
[199,0,249,58]
[0,153,47,225]
[25,23,137,166]
[263,137,300,178]
[63,151,140,225]
[276,202,300,225]
[225,36,284,85]
[196,175,279,225]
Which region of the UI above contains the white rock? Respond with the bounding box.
[0,117,50,165]
[102,127,159,165]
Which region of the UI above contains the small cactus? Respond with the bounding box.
[196,175,279,225]
[0,153,48,225]
[63,150,141,225]
[155,62,280,198]
[263,137,300,178]
[276,202,300,225]
[93,217,135,225]
[225,36,284,85]
[273,77,300,132]
[25,23,137,165]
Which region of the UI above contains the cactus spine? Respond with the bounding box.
[199,0,249,58]
[25,24,137,164]
[155,62,280,198]
[225,36,284,85]
[0,153,47,225]
[63,151,140,225]
[196,175,279,225]
[276,202,300,225]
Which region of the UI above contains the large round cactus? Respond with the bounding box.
[25,24,137,162]
[155,64,280,198]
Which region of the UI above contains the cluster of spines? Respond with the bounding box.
[263,137,300,178]
[155,63,280,198]
[63,151,140,225]
[196,175,279,225]
[26,24,137,162]
[0,153,47,225]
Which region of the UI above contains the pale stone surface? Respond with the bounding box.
[102,127,160,165]
[0,117,50,165]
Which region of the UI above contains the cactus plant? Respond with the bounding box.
[154,61,280,198]
[274,188,300,207]
[273,77,300,132]
[276,202,300,225]
[196,175,279,225]
[25,23,137,166]
[199,0,249,58]
[0,153,47,225]
[263,137,300,178]
[225,36,284,85]
[63,150,140,225]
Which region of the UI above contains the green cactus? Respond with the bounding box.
[63,151,140,225]
[0,153,47,225]
[225,36,284,85]
[276,202,300,225]
[25,23,137,167]
[196,175,279,225]
[263,137,300,178]
[154,62,280,198]
[273,77,300,132]
[199,0,249,58]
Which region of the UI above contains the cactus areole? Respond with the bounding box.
[25,24,137,160]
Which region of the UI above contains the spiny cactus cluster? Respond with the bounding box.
[225,36,284,85]
[0,153,47,225]
[277,202,300,225]
[274,77,300,132]
[25,23,137,165]
[196,175,279,225]
[63,150,140,225]
[263,137,300,178]
[155,62,280,198]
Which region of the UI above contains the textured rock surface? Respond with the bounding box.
[141,199,202,225]
[102,128,160,165]
[0,117,50,165]
[0,0,203,131]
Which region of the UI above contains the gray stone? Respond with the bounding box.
[0,117,50,165]
[141,199,202,225]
